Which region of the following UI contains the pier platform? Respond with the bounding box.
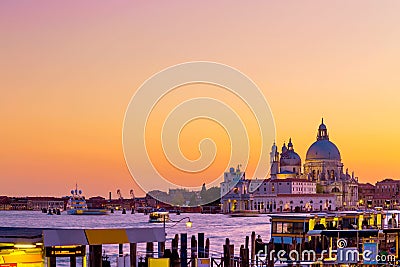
[0,227,165,267]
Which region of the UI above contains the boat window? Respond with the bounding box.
[272,222,277,233]
[342,218,352,229]
[282,222,293,234]
[293,222,304,233]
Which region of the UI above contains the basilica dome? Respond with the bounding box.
[305,119,341,161]
[306,139,341,161]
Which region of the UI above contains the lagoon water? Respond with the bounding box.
[1,211,271,266]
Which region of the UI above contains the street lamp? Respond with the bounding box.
[163,215,193,236]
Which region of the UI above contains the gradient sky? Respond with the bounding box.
[1,1,400,197]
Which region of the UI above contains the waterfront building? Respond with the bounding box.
[27,197,65,210]
[86,196,106,209]
[358,183,375,207]
[10,197,29,210]
[0,196,11,210]
[221,173,336,213]
[221,119,356,213]
[373,178,400,209]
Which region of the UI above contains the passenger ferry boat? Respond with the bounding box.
[267,210,400,266]
[148,208,169,223]
[66,186,108,215]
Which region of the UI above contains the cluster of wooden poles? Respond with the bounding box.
[138,233,211,267]
[138,231,274,267]
[223,232,274,267]
[52,231,274,267]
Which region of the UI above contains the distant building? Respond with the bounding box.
[358,183,375,207]
[10,197,29,210]
[220,166,245,198]
[221,170,336,213]
[0,196,11,210]
[86,196,106,209]
[27,197,65,210]
[374,179,400,209]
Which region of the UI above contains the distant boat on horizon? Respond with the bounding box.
[66,184,108,215]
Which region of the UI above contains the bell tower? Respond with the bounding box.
[270,141,279,177]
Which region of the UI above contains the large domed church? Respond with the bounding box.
[270,119,359,209]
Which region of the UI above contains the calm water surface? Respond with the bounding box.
[1,211,271,266]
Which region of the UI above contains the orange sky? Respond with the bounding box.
[1,1,400,197]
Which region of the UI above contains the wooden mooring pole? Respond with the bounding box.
[172,234,180,267]
[198,233,205,258]
[250,232,255,267]
[119,244,123,257]
[130,243,137,267]
[223,238,230,267]
[190,235,197,267]
[146,242,154,266]
[89,245,102,267]
[70,256,76,267]
[229,244,234,267]
[158,241,165,258]
[205,238,210,258]
[181,233,188,267]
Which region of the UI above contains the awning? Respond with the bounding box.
[85,229,129,245]
[0,227,43,244]
[0,227,166,246]
[126,228,165,243]
[44,229,88,246]
[43,228,165,246]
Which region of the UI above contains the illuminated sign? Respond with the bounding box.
[198,258,211,267]
[148,258,169,267]
[45,246,86,257]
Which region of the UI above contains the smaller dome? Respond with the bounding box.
[280,150,301,166]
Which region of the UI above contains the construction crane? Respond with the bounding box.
[130,189,135,212]
[130,189,135,199]
[116,189,127,214]
[116,189,123,200]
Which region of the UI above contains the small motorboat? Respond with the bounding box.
[148,208,169,223]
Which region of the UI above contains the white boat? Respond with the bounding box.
[66,185,108,215]
[148,208,169,223]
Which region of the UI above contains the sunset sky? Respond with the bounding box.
[1,1,400,197]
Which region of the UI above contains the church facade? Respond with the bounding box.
[220,119,359,213]
[269,119,359,208]
[302,119,359,209]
